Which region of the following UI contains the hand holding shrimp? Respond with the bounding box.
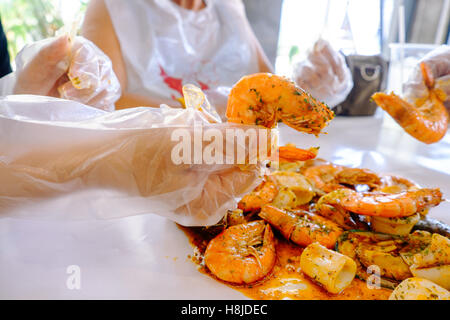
[372,61,449,144]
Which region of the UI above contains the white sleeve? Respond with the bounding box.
[0,72,16,96]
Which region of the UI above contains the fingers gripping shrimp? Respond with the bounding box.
[226,73,334,135]
[259,205,342,249]
[316,188,443,218]
[372,91,448,144]
[204,221,276,284]
[372,62,449,144]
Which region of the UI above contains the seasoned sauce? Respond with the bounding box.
[179,225,391,300]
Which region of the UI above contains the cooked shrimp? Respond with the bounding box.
[372,62,449,144]
[226,73,334,135]
[336,168,381,188]
[316,188,443,218]
[204,220,276,284]
[303,164,381,194]
[375,175,420,194]
[259,205,342,249]
[238,179,278,212]
[277,146,318,163]
[303,164,343,194]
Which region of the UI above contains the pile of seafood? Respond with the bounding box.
[184,151,450,300]
[183,73,450,300]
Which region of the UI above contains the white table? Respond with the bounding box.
[1,115,449,299]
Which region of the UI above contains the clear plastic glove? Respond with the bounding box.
[13,35,121,111]
[0,94,275,226]
[203,86,232,121]
[403,45,450,112]
[293,38,354,108]
[13,35,71,97]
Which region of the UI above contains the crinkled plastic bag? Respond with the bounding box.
[14,35,121,111]
[293,38,354,108]
[0,94,275,226]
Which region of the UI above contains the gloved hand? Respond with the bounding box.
[403,45,450,112]
[293,38,353,108]
[0,95,275,226]
[13,35,121,111]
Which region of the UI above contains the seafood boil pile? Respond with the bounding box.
[182,73,450,300]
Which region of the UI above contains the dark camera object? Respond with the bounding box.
[334,54,388,116]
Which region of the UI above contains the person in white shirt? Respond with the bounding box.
[4,0,273,115]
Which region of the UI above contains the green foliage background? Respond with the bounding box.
[0,0,87,62]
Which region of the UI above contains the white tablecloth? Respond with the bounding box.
[1,115,449,299]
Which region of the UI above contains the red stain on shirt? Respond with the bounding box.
[159,65,211,100]
[159,66,184,96]
[197,80,210,91]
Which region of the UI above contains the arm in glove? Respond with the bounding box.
[403,45,450,113]
[0,96,275,226]
[293,38,353,108]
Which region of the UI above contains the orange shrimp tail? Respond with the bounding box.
[420,62,447,103]
[278,146,318,162]
[420,62,435,89]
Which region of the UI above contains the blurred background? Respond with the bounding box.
[0,0,449,92]
[0,0,88,61]
[1,0,449,66]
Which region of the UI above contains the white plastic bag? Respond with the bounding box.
[0,95,275,226]
[12,35,121,111]
[293,38,354,108]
